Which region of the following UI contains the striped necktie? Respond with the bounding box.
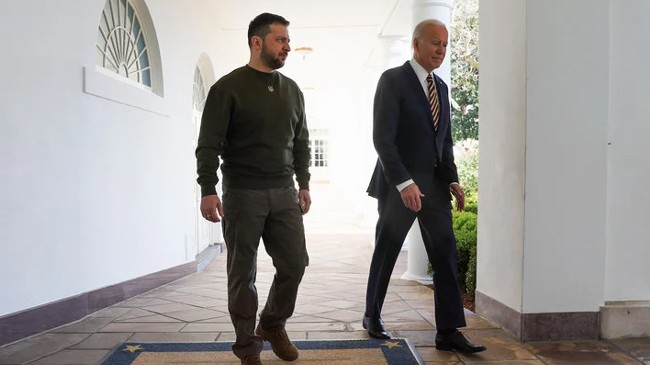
[426,74,440,131]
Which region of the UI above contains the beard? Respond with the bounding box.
[261,43,285,70]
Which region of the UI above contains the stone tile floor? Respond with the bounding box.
[0,183,648,364]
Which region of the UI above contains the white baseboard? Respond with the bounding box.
[600,301,650,338]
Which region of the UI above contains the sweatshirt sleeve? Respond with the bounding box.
[293,90,311,190]
[195,83,231,197]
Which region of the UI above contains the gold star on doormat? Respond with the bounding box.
[383,341,402,349]
[123,345,144,353]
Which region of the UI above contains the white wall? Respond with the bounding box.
[476,0,527,312]
[606,0,650,302]
[522,0,609,313]
[479,0,650,315]
[0,0,224,316]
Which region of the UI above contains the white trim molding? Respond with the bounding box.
[601,301,650,338]
[83,65,168,116]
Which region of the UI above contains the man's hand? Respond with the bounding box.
[299,189,311,215]
[200,194,224,222]
[450,184,465,211]
[400,183,425,212]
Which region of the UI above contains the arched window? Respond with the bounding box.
[96,0,150,86]
[94,0,163,96]
[193,53,215,113]
[193,66,207,112]
[192,55,219,255]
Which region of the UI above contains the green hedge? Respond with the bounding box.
[425,139,479,298]
[453,209,477,296]
[426,206,478,298]
[464,196,478,214]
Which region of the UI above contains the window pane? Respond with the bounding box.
[97,0,151,88]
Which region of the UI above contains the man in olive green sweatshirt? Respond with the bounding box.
[195,12,311,365]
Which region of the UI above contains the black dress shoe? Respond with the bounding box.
[435,330,486,353]
[362,316,392,339]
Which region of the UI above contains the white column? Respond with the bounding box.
[401,0,452,284]
[477,0,612,340]
[400,221,433,284]
[413,0,452,84]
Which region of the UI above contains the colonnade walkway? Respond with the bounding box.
[0,183,647,364]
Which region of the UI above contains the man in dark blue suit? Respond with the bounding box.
[363,19,486,354]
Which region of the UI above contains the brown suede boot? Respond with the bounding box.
[255,325,299,361]
[241,355,262,365]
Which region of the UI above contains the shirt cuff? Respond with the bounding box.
[396,179,414,192]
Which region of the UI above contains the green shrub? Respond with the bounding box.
[453,210,477,296]
[455,138,479,198]
[426,139,479,299]
[465,245,477,296]
[426,209,478,299]
[463,195,478,214]
[453,139,478,297]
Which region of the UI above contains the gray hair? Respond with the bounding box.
[412,19,447,41]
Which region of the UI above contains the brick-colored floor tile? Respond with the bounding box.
[69,333,132,349]
[610,337,650,364]
[527,341,643,365]
[29,349,109,365]
[455,329,537,362]
[0,333,89,364]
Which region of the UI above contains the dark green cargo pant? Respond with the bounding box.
[222,185,309,359]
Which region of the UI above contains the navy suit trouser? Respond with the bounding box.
[364,172,466,331]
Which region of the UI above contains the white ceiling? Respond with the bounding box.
[208,0,408,31]
[196,0,414,83]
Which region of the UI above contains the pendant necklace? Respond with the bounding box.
[267,72,277,92]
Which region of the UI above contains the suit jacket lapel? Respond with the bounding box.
[402,63,431,114]
[401,62,436,129]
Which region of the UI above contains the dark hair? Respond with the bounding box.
[247,12,290,47]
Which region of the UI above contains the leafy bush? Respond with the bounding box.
[464,195,478,214]
[454,140,479,298]
[450,0,479,141]
[453,210,477,295]
[466,245,477,296]
[449,0,480,299]
[427,139,479,299]
[454,138,479,200]
[426,210,478,298]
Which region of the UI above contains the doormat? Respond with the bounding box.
[99,338,423,364]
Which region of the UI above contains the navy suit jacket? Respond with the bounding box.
[367,61,459,200]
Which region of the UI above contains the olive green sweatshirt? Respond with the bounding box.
[196,65,310,196]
